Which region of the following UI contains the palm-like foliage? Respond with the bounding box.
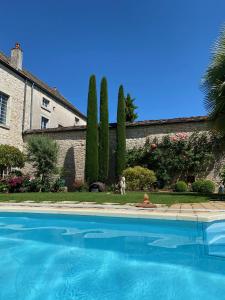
[202,26,225,133]
[125,94,138,122]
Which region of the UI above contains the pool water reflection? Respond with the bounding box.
[0,213,224,300]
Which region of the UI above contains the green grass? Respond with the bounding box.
[0,191,215,205]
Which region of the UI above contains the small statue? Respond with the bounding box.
[136,193,157,208]
[119,176,126,195]
[143,193,150,204]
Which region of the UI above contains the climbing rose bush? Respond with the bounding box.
[126,132,223,186]
[170,132,188,142]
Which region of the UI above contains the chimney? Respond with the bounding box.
[10,43,23,70]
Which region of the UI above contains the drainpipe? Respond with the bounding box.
[30,83,34,129]
[22,79,27,132]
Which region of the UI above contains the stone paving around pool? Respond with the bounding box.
[1,201,225,222]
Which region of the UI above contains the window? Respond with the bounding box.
[42,98,50,108]
[0,92,8,125]
[41,116,49,129]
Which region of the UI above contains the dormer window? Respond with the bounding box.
[42,98,50,108]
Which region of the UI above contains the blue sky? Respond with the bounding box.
[0,0,225,122]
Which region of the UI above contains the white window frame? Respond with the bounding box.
[42,97,50,108]
[40,115,49,129]
[0,92,9,126]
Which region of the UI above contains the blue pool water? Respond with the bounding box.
[0,213,225,300]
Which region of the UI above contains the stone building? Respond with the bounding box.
[0,43,86,150]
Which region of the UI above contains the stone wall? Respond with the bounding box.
[0,64,25,150]
[24,116,218,189]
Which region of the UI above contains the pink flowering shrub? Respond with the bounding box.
[7,176,23,187]
[6,176,29,193]
[170,132,188,142]
[126,132,223,186]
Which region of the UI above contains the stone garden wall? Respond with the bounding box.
[24,116,220,189]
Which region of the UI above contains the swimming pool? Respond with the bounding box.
[0,212,225,300]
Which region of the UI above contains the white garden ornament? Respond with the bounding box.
[120,176,126,195]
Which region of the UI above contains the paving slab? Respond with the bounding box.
[0,202,225,222]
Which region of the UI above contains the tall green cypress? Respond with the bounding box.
[99,77,109,182]
[116,85,126,177]
[85,75,98,184]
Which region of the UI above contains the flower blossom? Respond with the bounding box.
[170,132,188,141]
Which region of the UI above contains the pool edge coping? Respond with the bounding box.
[1,206,225,222]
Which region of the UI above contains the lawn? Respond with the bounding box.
[0,191,216,206]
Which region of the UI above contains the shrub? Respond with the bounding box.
[26,136,59,187]
[15,177,42,193]
[27,178,42,192]
[192,179,215,193]
[73,180,88,192]
[0,181,9,193]
[126,132,223,186]
[2,175,32,193]
[200,180,215,193]
[220,165,225,183]
[20,176,32,192]
[192,180,204,193]
[175,181,188,192]
[6,176,24,193]
[52,178,66,192]
[0,145,24,176]
[10,169,23,177]
[123,166,156,191]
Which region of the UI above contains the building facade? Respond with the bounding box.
[0,43,86,150]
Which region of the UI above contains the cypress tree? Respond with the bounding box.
[99,77,109,182]
[116,85,126,177]
[85,75,98,184]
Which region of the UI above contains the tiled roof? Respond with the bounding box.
[24,115,208,134]
[122,115,208,127]
[0,51,86,120]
